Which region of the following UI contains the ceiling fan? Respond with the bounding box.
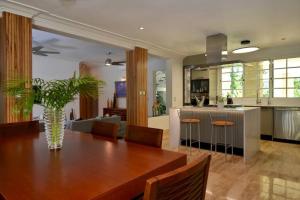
[105,52,126,66]
[32,46,60,56]
[33,38,76,50]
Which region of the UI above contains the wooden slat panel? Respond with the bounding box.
[126,50,136,125]
[135,47,148,126]
[0,12,32,123]
[126,47,148,126]
[79,62,98,119]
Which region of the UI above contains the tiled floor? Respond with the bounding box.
[162,131,300,200]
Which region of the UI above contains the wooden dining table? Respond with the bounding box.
[0,130,187,200]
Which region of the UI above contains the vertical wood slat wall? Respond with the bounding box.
[0,12,32,123]
[126,47,148,126]
[79,62,99,119]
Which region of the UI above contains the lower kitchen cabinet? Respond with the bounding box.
[260,107,274,139]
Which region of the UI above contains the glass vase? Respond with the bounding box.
[44,108,65,150]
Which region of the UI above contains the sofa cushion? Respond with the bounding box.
[99,115,120,123]
[70,118,95,133]
[69,115,126,138]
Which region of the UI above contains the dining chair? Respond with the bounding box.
[0,120,39,136]
[0,193,6,200]
[209,111,235,159]
[125,125,163,148]
[91,121,119,141]
[178,109,201,156]
[143,154,211,200]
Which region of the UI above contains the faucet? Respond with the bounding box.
[256,91,261,104]
[267,96,271,105]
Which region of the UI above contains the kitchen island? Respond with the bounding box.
[169,106,261,162]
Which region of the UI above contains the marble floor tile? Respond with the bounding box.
[162,131,300,200]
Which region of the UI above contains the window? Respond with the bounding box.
[258,61,270,97]
[221,63,244,97]
[273,57,300,97]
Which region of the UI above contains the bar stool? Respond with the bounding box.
[177,109,201,156]
[209,111,234,159]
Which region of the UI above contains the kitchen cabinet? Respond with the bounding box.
[261,107,274,137]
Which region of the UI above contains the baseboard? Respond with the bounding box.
[273,138,300,145]
[261,134,273,141]
[180,140,244,156]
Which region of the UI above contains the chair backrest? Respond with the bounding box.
[91,121,119,141]
[0,121,39,137]
[0,193,6,200]
[143,154,211,200]
[125,125,163,148]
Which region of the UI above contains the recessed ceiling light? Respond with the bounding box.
[232,47,259,54]
[139,26,145,30]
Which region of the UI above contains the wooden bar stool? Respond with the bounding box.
[178,109,201,156]
[209,112,234,159]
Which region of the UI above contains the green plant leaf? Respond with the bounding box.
[3,75,105,117]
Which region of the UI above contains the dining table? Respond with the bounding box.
[0,129,187,200]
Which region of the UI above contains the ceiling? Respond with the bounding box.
[13,0,300,55]
[32,28,126,65]
[32,29,165,67]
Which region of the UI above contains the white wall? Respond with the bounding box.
[232,97,300,107]
[148,115,169,131]
[96,57,169,118]
[32,55,80,120]
[97,65,126,116]
[88,55,184,127]
[147,57,184,130]
[168,58,184,108]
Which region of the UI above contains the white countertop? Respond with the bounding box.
[172,106,260,112]
[243,104,300,108]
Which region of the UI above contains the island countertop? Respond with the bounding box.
[169,106,261,162]
[173,106,260,112]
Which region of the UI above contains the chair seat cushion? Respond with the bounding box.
[211,120,234,126]
[181,118,200,123]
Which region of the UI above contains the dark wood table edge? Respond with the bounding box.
[92,153,187,200]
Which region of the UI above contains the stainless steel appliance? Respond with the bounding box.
[274,107,300,141]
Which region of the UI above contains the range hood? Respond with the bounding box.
[206,33,227,64]
[192,33,242,70]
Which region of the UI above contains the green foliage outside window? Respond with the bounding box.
[230,69,243,97]
[222,64,243,98]
[294,78,300,97]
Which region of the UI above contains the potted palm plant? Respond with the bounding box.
[4,74,104,150]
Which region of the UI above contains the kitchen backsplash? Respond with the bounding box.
[230,98,300,107]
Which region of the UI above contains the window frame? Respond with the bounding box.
[221,64,244,98]
[273,58,300,98]
[258,61,271,98]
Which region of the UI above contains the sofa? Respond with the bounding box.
[68,115,126,138]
